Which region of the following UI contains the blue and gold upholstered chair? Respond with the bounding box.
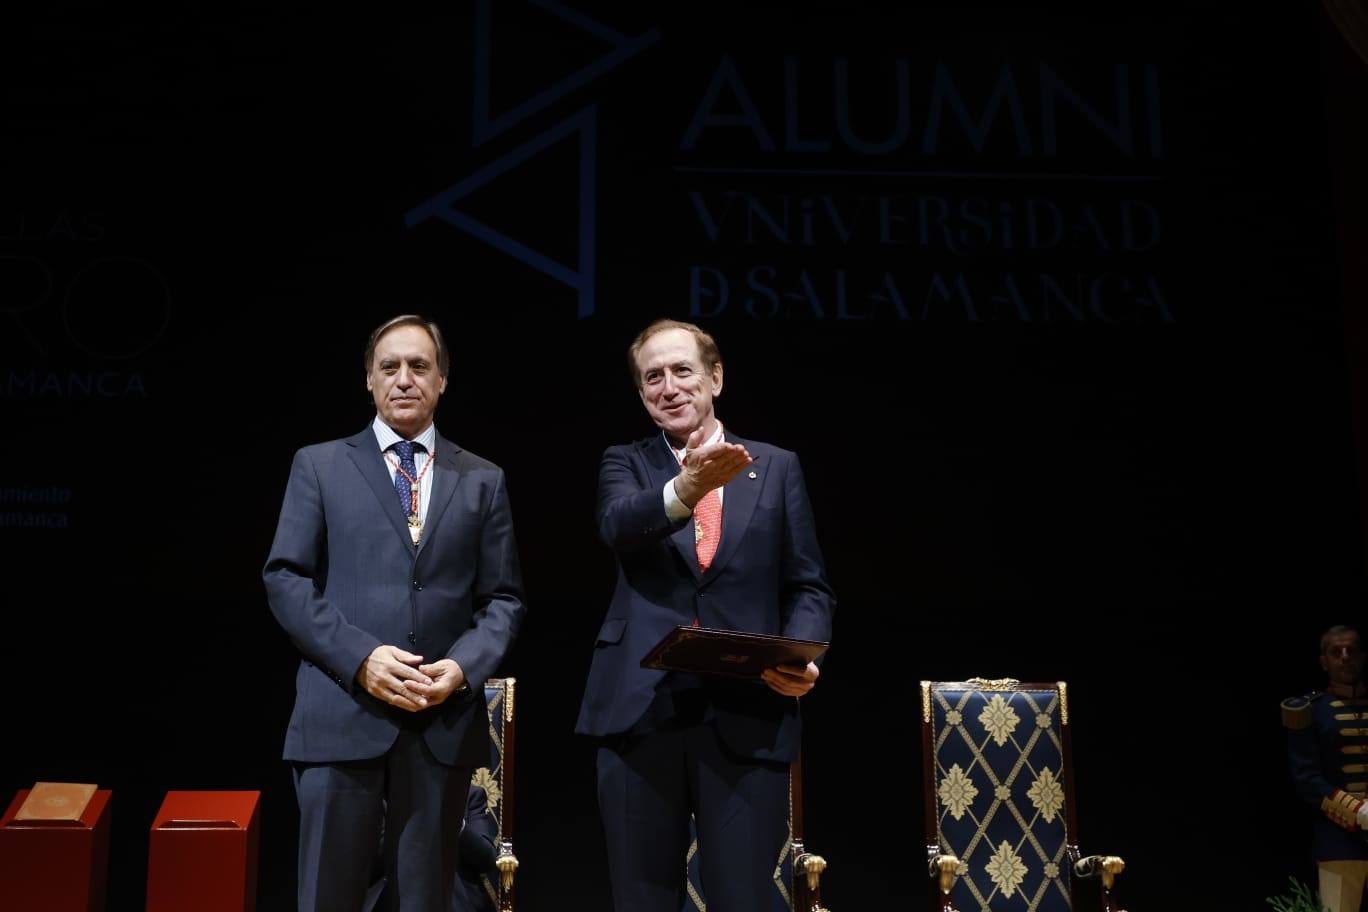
[472,677,519,912]
[921,679,1127,912]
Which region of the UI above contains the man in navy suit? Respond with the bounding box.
[265,314,525,912]
[576,319,836,912]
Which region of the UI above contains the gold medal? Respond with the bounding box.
[408,514,423,545]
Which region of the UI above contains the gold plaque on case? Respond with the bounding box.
[14,782,97,822]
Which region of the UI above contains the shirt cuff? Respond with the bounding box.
[663,477,692,522]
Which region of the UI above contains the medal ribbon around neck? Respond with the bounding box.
[384,443,436,538]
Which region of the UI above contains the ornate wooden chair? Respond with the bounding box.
[921,679,1127,912]
[472,676,519,912]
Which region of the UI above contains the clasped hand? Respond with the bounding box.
[358,645,466,712]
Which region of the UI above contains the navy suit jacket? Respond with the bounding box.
[264,425,525,767]
[575,431,835,762]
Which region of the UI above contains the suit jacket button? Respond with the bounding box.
[413,580,423,591]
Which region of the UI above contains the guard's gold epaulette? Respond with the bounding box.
[1282,691,1323,730]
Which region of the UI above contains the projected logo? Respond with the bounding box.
[2,211,171,399]
[405,0,660,318]
[676,57,1172,324]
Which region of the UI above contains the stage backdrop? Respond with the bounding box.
[3,2,1366,908]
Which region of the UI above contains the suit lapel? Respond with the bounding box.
[417,434,464,557]
[345,426,414,551]
[702,431,764,581]
[645,434,703,582]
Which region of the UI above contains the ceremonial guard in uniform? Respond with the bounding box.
[1285,625,1368,912]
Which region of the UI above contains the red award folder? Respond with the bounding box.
[640,626,828,679]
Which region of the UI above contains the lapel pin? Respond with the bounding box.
[748,471,757,479]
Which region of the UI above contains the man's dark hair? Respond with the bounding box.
[364,315,449,377]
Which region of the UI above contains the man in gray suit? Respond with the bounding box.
[264,314,525,911]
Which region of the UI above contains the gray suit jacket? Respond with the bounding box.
[264,425,525,766]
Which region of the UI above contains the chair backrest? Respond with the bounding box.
[922,679,1079,912]
[475,677,515,909]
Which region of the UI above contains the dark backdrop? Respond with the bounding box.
[3,2,1366,908]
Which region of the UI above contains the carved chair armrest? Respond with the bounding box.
[793,842,830,912]
[796,850,827,891]
[1073,855,1124,889]
[1074,855,1127,912]
[494,842,518,911]
[928,853,962,894]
